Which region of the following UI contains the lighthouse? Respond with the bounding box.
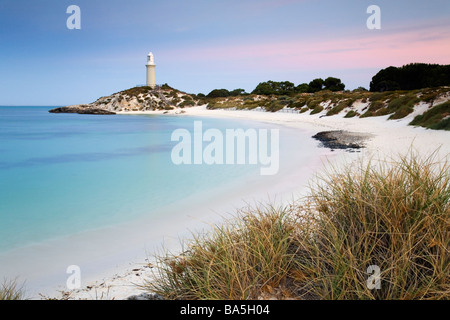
[146,52,156,89]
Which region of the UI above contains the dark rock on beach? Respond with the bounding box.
[126,293,165,300]
[312,130,372,151]
[49,105,116,115]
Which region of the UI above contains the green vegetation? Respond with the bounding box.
[252,80,296,95]
[387,94,420,120]
[299,106,309,113]
[296,83,309,93]
[410,101,450,130]
[178,100,195,108]
[307,78,324,93]
[203,85,449,130]
[206,88,248,98]
[298,150,449,299]
[251,78,346,96]
[122,87,149,96]
[323,77,346,92]
[207,89,232,98]
[344,110,358,118]
[326,99,353,116]
[1,279,25,300]
[310,104,324,115]
[97,78,448,131]
[146,205,301,300]
[145,151,450,300]
[370,63,450,92]
[266,100,288,112]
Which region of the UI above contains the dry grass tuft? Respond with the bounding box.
[145,150,450,300]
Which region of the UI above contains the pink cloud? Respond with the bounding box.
[163,25,450,72]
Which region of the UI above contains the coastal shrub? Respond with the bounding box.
[291,99,306,109]
[410,101,450,130]
[361,100,387,118]
[299,107,309,113]
[207,89,230,98]
[206,101,218,110]
[161,83,175,91]
[145,150,449,300]
[306,99,321,110]
[206,99,241,110]
[430,117,450,130]
[353,87,369,92]
[179,100,195,108]
[326,100,351,116]
[266,100,285,112]
[171,97,181,105]
[242,100,260,110]
[369,91,391,103]
[344,110,357,118]
[310,105,324,115]
[419,88,446,104]
[387,94,420,119]
[181,95,193,101]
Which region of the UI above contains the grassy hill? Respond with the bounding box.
[203,86,450,130]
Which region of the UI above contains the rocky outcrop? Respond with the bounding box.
[312,130,373,151]
[49,85,201,115]
[126,293,165,300]
[49,105,116,115]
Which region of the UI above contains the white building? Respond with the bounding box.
[146,52,156,88]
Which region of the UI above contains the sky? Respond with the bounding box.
[0,0,449,106]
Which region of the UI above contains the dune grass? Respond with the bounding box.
[146,205,301,300]
[410,101,450,130]
[145,150,449,300]
[295,150,449,299]
[0,279,25,300]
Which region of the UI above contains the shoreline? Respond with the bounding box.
[2,109,335,300]
[20,106,450,299]
[128,104,450,155]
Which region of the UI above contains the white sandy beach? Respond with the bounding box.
[44,105,449,300]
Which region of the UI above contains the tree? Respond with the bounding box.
[308,78,324,93]
[229,88,246,96]
[207,89,230,98]
[252,81,275,95]
[278,81,296,95]
[370,63,450,92]
[296,83,309,93]
[324,77,345,91]
[252,81,296,96]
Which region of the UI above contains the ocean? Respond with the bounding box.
[0,106,327,296]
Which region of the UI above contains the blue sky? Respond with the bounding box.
[0,0,449,106]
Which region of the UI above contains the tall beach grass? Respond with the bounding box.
[0,278,25,300]
[145,150,449,300]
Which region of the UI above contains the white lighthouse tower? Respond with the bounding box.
[146,52,156,89]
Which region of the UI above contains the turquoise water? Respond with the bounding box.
[0,107,264,254]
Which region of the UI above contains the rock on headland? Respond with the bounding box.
[49,84,201,114]
[49,106,116,115]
